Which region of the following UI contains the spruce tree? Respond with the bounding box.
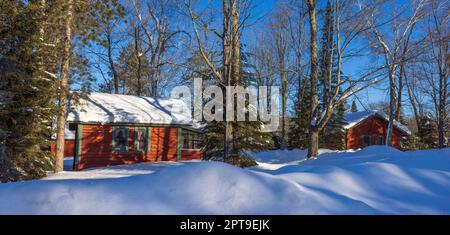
[289,80,311,149]
[316,1,346,150]
[417,115,438,148]
[0,1,57,181]
[203,47,273,166]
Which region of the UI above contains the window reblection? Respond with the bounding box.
[182,129,203,150]
[362,135,385,147]
[112,127,202,152]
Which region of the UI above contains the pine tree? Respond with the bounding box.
[203,47,274,166]
[289,80,311,149]
[315,1,346,150]
[417,115,438,148]
[320,99,346,150]
[0,1,57,181]
[351,100,358,112]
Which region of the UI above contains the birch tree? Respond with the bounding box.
[366,0,427,147]
[423,0,449,147]
[305,0,384,157]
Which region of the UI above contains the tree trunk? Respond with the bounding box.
[396,63,404,121]
[438,71,447,148]
[222,0,232,161]
[280,59,287,149]
[309,128,319,157]
[230,0,240,84]
[306,0,319,158]
[55,0,73,173]
[106,26,119,94]
[386,69,396,147]
[404,67,421,130]
[134,25,142,96]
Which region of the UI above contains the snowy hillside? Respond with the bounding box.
[0,146,449,214]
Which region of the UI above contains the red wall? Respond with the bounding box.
[74,124,202,170]
[345,116,407,149]
[149,127,178,161]
[50,140,75,158]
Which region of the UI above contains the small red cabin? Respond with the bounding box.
[65,92,203,170]
[343,111,411,150]
[50,128,75,158]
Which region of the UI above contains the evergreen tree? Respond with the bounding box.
[320,98,346,150]
[351,100,358,112]
[316,1,346,150]
[0,1,57,181]
[289,80,311,149]
[203,46,274,166]
[417,115,438,148]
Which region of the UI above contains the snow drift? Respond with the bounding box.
[0,146,449,214]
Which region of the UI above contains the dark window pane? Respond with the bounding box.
[113,127,129,152]
[181,129,203,150]
[375,136,384,145]
[362,136,370,147]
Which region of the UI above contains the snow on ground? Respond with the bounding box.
[0,146,449,214]
[247,148,336,170]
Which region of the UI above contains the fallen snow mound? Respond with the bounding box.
[0,162,375,214]
[0,146,449,214]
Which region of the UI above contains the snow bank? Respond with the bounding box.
[0,146,449,214]
[260,146,450,214]
[247,148,335,170]
[0,162,376,215]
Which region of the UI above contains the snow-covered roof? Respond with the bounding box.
[67,92,197,127]
[344,110,411,135]
[51,123,75,140]
[65,128,75,140]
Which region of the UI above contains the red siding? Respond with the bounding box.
[345,116,407,149]
[181,149,203,160]
[148,127,178,161]
[74,124,202,170]
[50,140,75,157]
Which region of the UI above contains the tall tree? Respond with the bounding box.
[130,0,185,97]
[54,0,74,173]
[305,0,320,157]
[425,0,449,148]
[0,0,56,181]
[305,0,383,157]
[89,0,125,94]
[366,0,427,147]
[183,0,244,161]
[271,4,291,149]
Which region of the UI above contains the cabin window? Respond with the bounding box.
[362,135,371,147]
[134,127,148,153]
[374,135,384,145]
[112,127,129,152]
[182,129,203,150]
[68,123,76,131]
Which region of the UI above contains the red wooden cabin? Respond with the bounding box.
[343,111,411,149]
[66,92,203,170]
[50,128,75,158]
